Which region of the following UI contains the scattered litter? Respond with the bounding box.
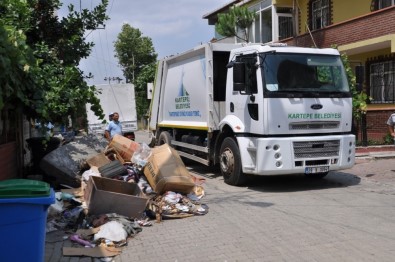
[164,191,182,204]
[70,234,95,248]
[94,221,128,242]
[131,142,152,167]
[40,136,209,260]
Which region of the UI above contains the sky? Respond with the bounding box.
[59,0,231,85]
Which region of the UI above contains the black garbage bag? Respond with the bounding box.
[40,134,108,188]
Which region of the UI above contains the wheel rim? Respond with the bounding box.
[220,148,234,176]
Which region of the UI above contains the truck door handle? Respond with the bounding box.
[230,102,234,112]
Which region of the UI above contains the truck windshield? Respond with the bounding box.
[261,53,351,97]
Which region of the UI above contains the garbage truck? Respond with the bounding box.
[86,83,138,140]
[149,42,356,186]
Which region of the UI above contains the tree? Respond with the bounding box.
[215,5,256,42]
[0,1,37,112]
[114,24,157,84]
[0,0,109,127]
[338,49,370,144]
[114,24,157,119]
[134,63,156,120]
[336,47,369,122]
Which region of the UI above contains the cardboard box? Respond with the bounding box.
[109,134,140,162]
[84,176,148,218]
[143,144,195,194]
[86,153,111,168]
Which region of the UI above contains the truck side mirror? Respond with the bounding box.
[233,62,246,92]
[355,65,364,92]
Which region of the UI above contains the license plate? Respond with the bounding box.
[305,166,329,174]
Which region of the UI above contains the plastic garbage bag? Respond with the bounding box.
[131,142,152,167]
[187,185,205,201]
[137,176,153,194]
[163,191,182,204]
[94,221,128,242]
[82,168,101,182]
[48,192,64,217]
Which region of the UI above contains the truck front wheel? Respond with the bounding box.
[219,137,246,186]
[157,131,172,146]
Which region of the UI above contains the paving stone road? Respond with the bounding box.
[45,132,395,261]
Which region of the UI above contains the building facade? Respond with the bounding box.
[204,0,395,144]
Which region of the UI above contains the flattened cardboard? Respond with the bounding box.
[109,134,140,162]
[143,144,195,194]
[86,153,111,168]
[76,228,100,238]
[84,176,148,218]
[63,246,122,257]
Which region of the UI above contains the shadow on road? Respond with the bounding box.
[247,171,361,193]
[186,163,361,193]
[186,164,222,179]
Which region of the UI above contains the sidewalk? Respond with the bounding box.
[355,145,395,159]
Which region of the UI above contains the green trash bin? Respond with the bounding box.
[0,179,55,262]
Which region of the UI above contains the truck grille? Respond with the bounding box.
[289,121,339,130]
[293,140,340,158]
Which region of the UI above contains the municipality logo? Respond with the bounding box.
[175,70,190,109]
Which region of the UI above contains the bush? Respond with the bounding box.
[383,133,394,145]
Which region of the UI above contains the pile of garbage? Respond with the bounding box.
[44,134,208,259]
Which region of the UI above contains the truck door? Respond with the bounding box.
[227,54,263,134]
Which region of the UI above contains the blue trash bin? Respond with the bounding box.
[0,179,55,262]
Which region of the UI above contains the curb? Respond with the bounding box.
[355,153,395,160]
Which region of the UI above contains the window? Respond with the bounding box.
[237,1,294,43]
[235,54,258,94]
[309,0,331,30]
[278,15,293,40]
[247,1,272,43]
[277,7,293,40]
[263,53,350,97]
[371,0,395,11]
[261,8,273,43]
[369,60,395,103]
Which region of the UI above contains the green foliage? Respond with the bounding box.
[383,133,394,145]
[114,24,157,84]
[0,0,35,109]
[215,10,237,38]
[114,24,157,119]
[339,50,369,121]
[215,6,256,42]
[134,63,156,119]
[0,0,108,126]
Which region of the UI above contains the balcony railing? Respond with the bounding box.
[280,6,395,48]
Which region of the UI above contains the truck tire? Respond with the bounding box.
[157,131,172,146]
[219,137,246,186]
